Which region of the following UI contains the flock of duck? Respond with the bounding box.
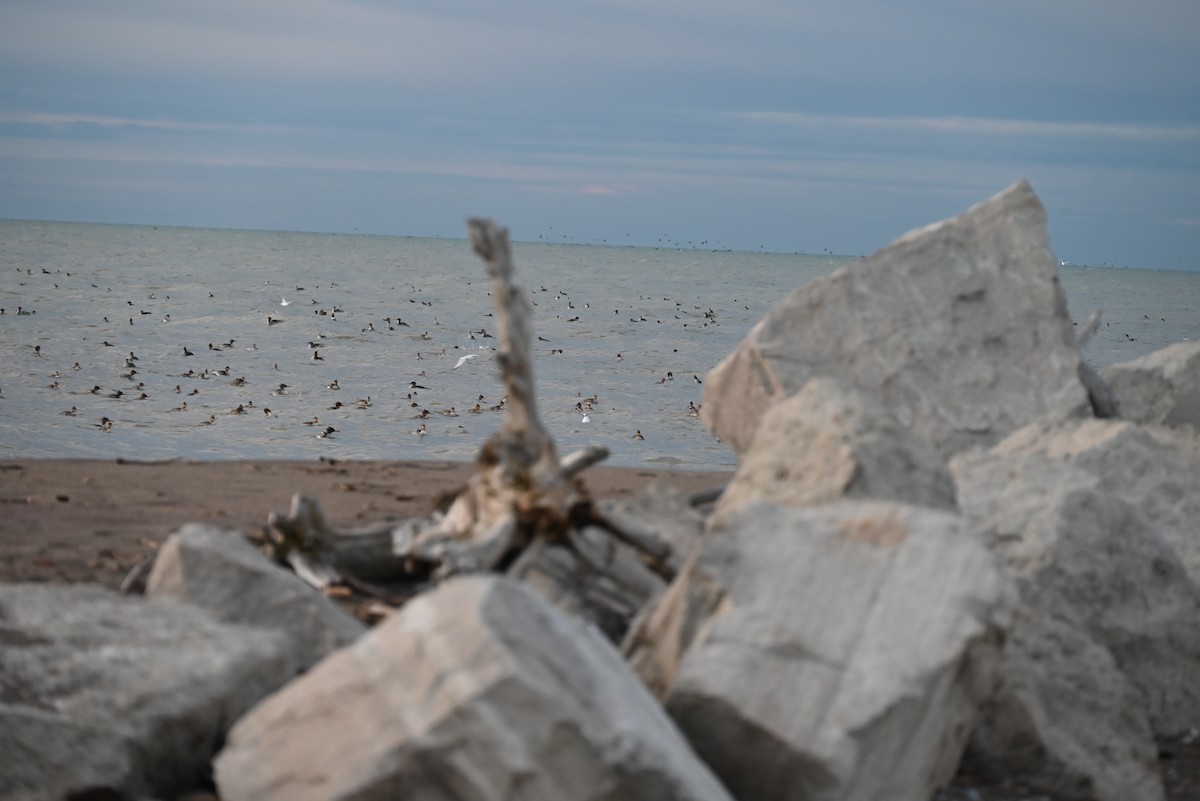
[6,264,725,461]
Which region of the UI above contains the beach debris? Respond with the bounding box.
[261,221,676,639]
[623,500,1014,801]
[214,576,735,801]
[1101,339,1200,428]
[146,523,365,670]
[1074,308,1122,417]
[0,583,296,800]
[700,179,1091,460]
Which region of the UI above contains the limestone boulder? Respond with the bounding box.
[627,500,1013,801]
[146,523,365,670]
[1101,340,1200,428]
[950,419,1200,735]
[701,180,1090,460]
[0,583,295,801]
[963,611,1164,801]
[214,575,734,801]
[713,377,956,522]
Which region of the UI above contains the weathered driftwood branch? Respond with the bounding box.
[1071,308,1119,418]
[262,448,617,587]
[263,221,677,638]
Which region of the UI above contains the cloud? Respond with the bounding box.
[735,112,1200,142]
[578,184,640,196]
[0,112,303,137]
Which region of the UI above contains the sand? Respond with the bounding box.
[0,458,731,589]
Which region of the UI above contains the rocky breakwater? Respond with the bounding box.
[695,180,1200,801]
[3,182,1196,801]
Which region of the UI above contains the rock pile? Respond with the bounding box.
[3,181,1196,801]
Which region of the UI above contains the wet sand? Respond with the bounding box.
[0,458,731,588]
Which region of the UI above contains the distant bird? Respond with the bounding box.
[632,430,644,440]
[280,297,291,307]
[411,423,427,436]
[183,346,194,357]
[581,414,591,423]
[453,354,477,369]
[60,406,78,416]
[96,417,113,431]
[317,425,337,439]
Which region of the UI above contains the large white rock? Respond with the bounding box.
[964,612,1165,801]
[146,523,365,670]
[214,575,735,801]
[1101,340,1200,428]
[0,583,295,801]
[702,180,1090,460]
[628,500,1013,801]
[951,418,1200,736]
[713,377,957,521]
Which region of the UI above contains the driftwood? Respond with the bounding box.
[263,222,681,637]
[1072,308,1119,418]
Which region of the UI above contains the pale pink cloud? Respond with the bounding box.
[578,183,640,196]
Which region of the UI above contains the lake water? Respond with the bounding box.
[1,220,1196,469]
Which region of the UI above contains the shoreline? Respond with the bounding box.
[0,458,732,588]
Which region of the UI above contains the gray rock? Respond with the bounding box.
[0,583,295,800]
[146,523,365,670]
[701,180,1090,460]
[508,524,666,643]
[628,500,1013,801]
[214,575,735,801]
[599,480,710,570]
[964,611,1164,801]
[713,377,957,521]
[951,418,1200,735]
[1101,340,1200,428]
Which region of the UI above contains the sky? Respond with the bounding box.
[1,1,1198,269]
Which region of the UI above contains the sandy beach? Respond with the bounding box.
[5,457,1200,800]
[0,458,732,589]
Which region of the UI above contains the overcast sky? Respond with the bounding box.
[2,1,1198,268]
